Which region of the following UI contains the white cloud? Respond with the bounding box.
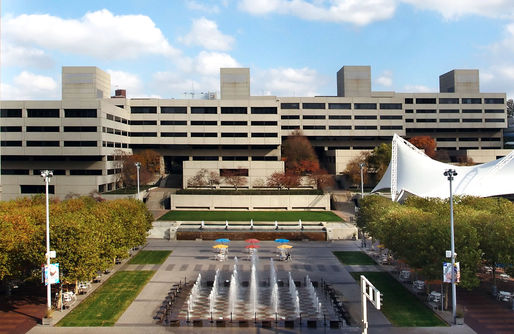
[1,43,54,68]
[3,9,180,60]
[186,0,221,13]
[238,0,397,26]
[481,66,514,98]
[106,70,147,98]
[375,70,393,88]
[1,71,59,100]
[195,51,240,75]
[403,84,434,93]
[180,18,235,51]
[401,0,514,20]
[254,67,324,96]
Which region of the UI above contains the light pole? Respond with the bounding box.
[444,169,458,324]
[135,162,141,200]
[41,170,53,311]
[359,163,366,199]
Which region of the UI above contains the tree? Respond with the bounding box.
[366,143,391,181]
[344,152,370,186]
[507,99,513,118]
[222,170,247,190]
[120,150,160,187]
[207,171,221,189]
[408,136,437,158]
[282,130,319,174]
[266,172,300,189]
[187,169,208,188]
[307,168,334,191]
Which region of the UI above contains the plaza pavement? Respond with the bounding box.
[27,239,476,334]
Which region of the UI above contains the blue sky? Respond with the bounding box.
[1,0,514,100]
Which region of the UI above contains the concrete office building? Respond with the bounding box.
[0,65,509,200]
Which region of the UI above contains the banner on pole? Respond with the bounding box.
[43,263,60,285]
[443,262,460,283]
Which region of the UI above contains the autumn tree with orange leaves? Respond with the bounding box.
[119,150,161,186]
[408,136,437,158]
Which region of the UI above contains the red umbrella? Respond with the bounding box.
[245,244,260,249]
[245,238,260,243]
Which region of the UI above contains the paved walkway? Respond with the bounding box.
[0,294,45,334]
[27,239,478,334]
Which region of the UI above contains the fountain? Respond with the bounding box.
[208,269,220,318]
[187,273,202,318]
[200,220,204,229]
[306,275,321,315]
[299,219,303,230]
[288,272,300,318]
[249,251,258,317]
[225,220,229,229]
[250,219,254,230]
[275,220,278,230]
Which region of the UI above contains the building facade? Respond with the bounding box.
[0,66,508,200]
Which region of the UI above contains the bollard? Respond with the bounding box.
[254,312,257,323]
[230,312,233,323]
[275,312,278,324]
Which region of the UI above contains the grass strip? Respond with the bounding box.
[350,272,447,327]
[158,210,343,222]
[128,250,171,264]
[333,251,376,265]
[57,271,155,327]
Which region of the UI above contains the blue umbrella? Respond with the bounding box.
[275,239,290,243]
[215,238,230,243]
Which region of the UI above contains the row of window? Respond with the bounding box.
[281,125,403,130]
[0,126,98,132]
[0,109,97,118]
[405,119,504,123]
[405,109,504,114]
[1,141,98,147]
[404,98,504,104]
[436,137,502,142]
[4,169,103,176]
[131,106,278,114]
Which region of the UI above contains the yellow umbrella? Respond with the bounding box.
[213,244,228,249]
[277,244,293,249]
[377,244,385,249]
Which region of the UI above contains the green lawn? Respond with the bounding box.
[157,210,343,222]
[350,272,447,327]
[333,251,377,265]
[57,271,155,326]
[128,250,171,264]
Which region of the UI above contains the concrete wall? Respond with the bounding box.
[169,193,330,210]
[466,149,512,163]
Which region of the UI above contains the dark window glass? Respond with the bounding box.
[439,109,459,113]
[440,119,460,123]
[222,156,248,161]
[462,119,482,123]
[481,137,501,141]
[161,106,186,114]
[1,141,22,146]
[161,132,187,137]
[404,98,414,104]
[328,115,351,119]
[1,109,22,117]
[26,126,60,132]
[63,141,97,147]
[302,115,325,120]
[303,125,326,130]
[116,105,125,109]
[251,107,277,114]
[415,98,436,104]
[28,109,59,117]
[329,125,351,130]
[2,169,29,175]
[251,156,278,161]
[462,98,482,104]
[380,103,402,109]
[380,115,402,120]
[405,119,414,123]
[106,114,114,120]
[416,119,437,122]
[221,133,248,137]
[191,107,217,114]
[405,109,414,113]
[484,109,504,114]
[484,98,504,104]
[251,133,278,137]
[281,115,300,119]
[192,156,218,161]
[220,168,248,177]
[131,106,157,114]
[281,126,300,130]
[69,170,102,175]
[130,132,157,137]
[64,109,97,117]
[302,103,325,109]
[280,103,299,109]
[131,120,157,125]
[355,115,377,120]
[221,121,247,126]
[251,121,277,125]
[191,120,217,125]
[380,125,403,130]
[35,169,65,175]
[21,185,54,194]
[26,141,59,146]
[437,138,456,142]
[416,109,436,113]
[354,125,377,130]
[161,120,187,125]
[63,126,97,132]
[439,98,459,104]
[191,132,217,137]
[462,109,482,113]
[485,119,505,123]
[460,138,478,142]
[221,107,247,114]
[0,126,22,132]
[354,103,377,109]
[328,103,351,109]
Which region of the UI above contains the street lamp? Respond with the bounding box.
[135,162,141,200]
[41,170,53,311]
[444,169,458,324]
[359,163,366,199]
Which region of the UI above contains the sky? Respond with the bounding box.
[1,0,514,100]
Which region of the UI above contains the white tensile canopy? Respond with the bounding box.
[372,134,514,201]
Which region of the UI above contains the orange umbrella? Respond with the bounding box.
[245,239,260,243]
[245,244,260,249]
